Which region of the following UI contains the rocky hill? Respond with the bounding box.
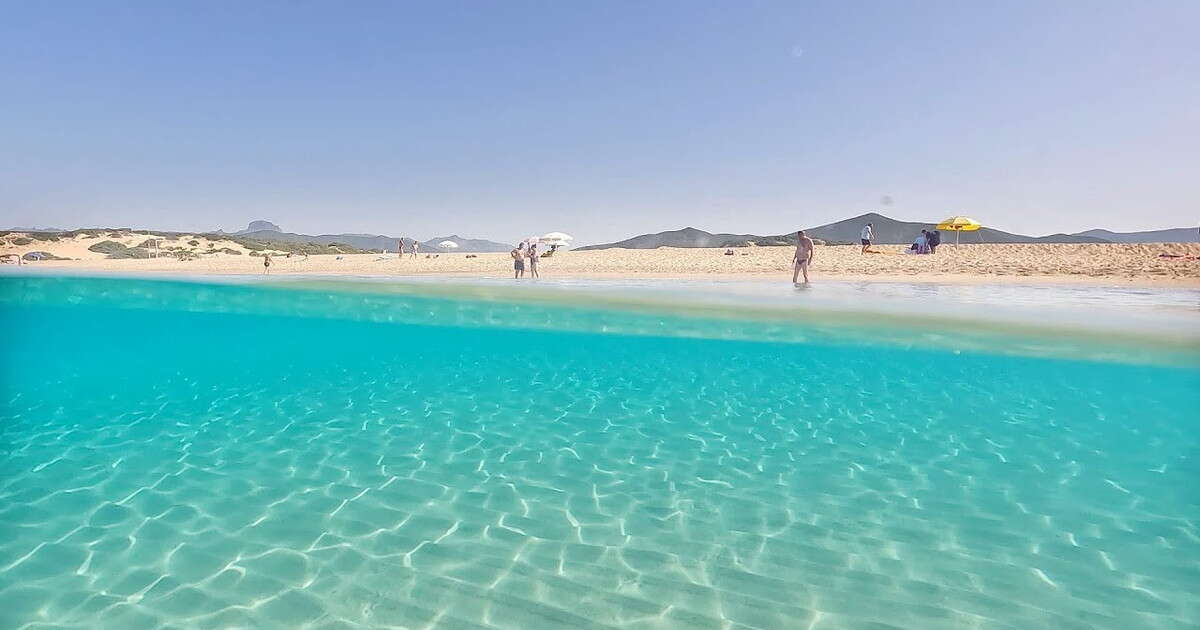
[229,222,512,253]
[1073,227,1198,244]
[580,212,1112,249]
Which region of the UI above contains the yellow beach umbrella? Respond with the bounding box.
[936,216,982,246]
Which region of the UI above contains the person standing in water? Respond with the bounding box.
[528,243,540,278]
[511,245,525,278]
[792,230,814,285]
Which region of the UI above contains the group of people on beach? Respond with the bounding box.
[393,237,545,278]
[792,222,945,286]
[859,222,941,255]
[510,241,541,278]
[907,228,941,254]
[397,239,425,257]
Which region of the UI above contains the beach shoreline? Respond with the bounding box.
[3,231,1199,288]
[9,265,1199,288]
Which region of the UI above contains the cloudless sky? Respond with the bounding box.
[2,1,1196,244]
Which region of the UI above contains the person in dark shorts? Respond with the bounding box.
[860,223,874,253]
[792,230,815,286]
[511,247,525,278]
[928,229,941,253]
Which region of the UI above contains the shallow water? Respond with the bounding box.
[2,276,1198,629]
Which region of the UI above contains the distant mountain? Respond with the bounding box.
[1073,227,1198,244]
[422,235,513,253]
[783,213,1108,245]
[231,229,512,253]
[234,220,282,234]
[580,212,1111,250]
[576,227,774,250]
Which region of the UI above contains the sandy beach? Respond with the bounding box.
[3,231,1199,286]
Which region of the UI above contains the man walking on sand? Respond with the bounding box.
[860,223,874,253]
[792,230,814,286]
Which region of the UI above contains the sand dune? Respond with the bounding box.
[3,232,1198,286]
[0,231,261,261]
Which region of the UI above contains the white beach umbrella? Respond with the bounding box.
[438,240,459,249]
[539,232,572,251]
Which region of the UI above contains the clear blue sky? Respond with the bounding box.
[2,1,1196,244]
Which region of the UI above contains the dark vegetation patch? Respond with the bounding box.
[23,251,71,260]
[234,238,367,255]
[87,240,150,259]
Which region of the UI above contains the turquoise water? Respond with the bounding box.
[2,276,1198,629]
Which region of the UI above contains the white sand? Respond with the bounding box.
[3,231,1198,287]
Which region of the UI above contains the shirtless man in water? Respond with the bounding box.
[792,230,814,285]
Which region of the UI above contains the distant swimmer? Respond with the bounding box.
[792,230,814,286]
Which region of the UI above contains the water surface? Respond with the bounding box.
[2,275,1197,629]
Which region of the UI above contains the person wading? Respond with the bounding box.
[511,246,525,278]
[792,230,815,286]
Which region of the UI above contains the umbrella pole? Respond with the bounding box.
[955,230,960,247]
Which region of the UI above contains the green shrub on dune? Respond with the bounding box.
[23,251,70,261]
[230,236,368,255]
[87,240,150,259]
